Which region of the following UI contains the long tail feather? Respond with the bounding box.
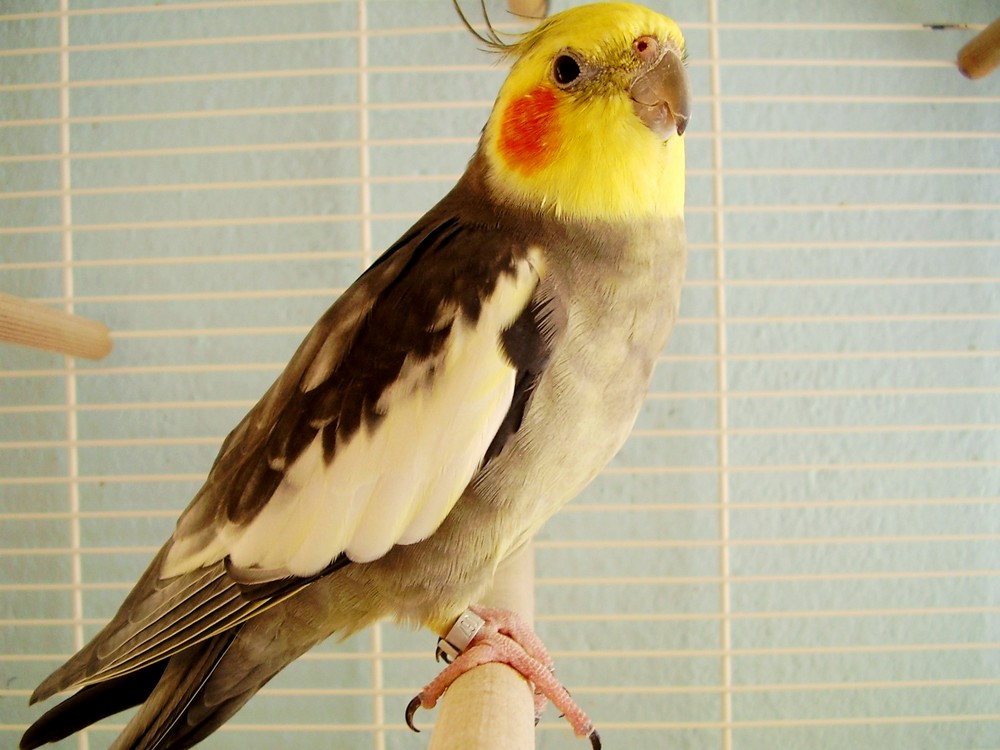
[20,662,167,750]
[109,629,239,750]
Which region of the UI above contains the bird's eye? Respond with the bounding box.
[552,54,581,85]
[633,35,660,63]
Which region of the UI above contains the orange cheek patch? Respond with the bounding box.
[497,85,560,176]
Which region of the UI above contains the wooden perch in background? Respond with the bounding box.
[507,0,546,19]
[0,293,113,361]
[958,17,1000,79]
[428,545,537,750]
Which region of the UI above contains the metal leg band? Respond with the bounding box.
[435,608,486,663]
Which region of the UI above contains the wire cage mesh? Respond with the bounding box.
[1,0,998,748]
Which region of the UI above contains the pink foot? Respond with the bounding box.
[406,605,600,749]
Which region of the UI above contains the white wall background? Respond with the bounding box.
[1,0,998,748]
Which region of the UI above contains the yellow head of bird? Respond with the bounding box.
[476,2,690,222]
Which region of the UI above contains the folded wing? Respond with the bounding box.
[32,210,557,703]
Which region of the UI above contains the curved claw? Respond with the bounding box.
[405,694,423,733]
[589,728,602,750]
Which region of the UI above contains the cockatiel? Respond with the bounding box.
[20,2,690,748]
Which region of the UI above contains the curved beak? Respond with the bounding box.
[630,48,691,139]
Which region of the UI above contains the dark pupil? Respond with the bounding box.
[553,55,580,84]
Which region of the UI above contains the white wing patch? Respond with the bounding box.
[207,257,539,577]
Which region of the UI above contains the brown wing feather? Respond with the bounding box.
[31,197,539,703]
[30,551,247,702]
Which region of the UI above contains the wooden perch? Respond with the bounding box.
[0,293,113,360]
[428,545,537,750]
[958,17,1000,79]
[507,1,546,20]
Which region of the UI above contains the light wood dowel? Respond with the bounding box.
[958,17,1000,79]
[428,545,537,750]
[507,1,547,20]
[0,293,113,361]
